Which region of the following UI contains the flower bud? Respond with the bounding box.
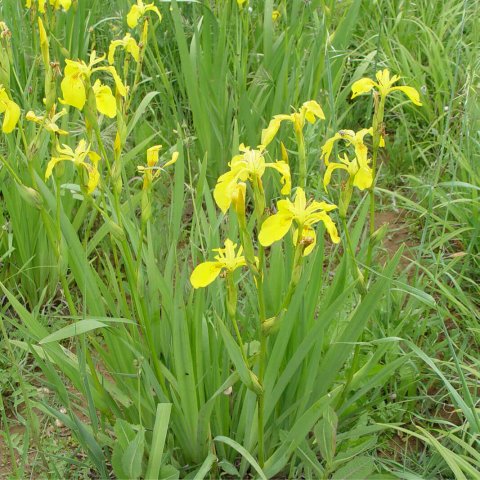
[231,182,246,228]
[38,18,50,67]
[107,220,125,241]
[261,315,282,336]
[16,184,43,209]
[248,371,263,396]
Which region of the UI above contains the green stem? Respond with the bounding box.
[297,131,306,190]
[365,94,386,279]
[226,274,248,365]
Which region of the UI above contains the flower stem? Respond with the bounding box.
[297,131,307,190]
[365,94,385,279]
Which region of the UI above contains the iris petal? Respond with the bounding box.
[93,80,116,118]
[190,261,223,288]
[258,212,293,247]
[2,99,20,133]
[351,77,376,99]
[60,73,86,110]
[389,86,422,106]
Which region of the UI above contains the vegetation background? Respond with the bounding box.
[0,0,479,478]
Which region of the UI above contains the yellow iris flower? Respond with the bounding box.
[321,128,380,166]
[0,86,20,134]
[261,100,325,147]
[351,69,422,106]
[26,0,71,12]
[259,187,340,256]
[324,153,372,191]
[45,140,101,193]
[127,0,162,28]
[108,34,140,65]
[214,144,291,213]
[26,107,69,135]
[190,239,247,289]
[272,10,281,21]
[138,145,179,189]
[60,51,127,117]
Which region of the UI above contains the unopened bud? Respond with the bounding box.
[248,371,263,396]
[231,182,246,227]
[16,184,43,209]
[261,315,281,336]
[37,18,50,67]
[108,220,125,241]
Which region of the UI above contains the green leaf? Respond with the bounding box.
[122,427,145,480]
[39,320,108,344]
[314,406,338,466]
[331,455,375,479]
[145,403,172,480]
[214,436,267,480]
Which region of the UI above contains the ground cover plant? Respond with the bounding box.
[0,0,479,478]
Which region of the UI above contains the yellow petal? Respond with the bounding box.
[88,150,101,163]
[389,85,422,106]
[59,0,71,10]
[126,35,140,62]
[145,4,162,22]
[261,117,282,148]
[147,145,162,166]
[319,213,340,244]
[321,133,342,165]
[108,66,127,97]
[265,161,291,195]
[108,40,122,65]
[127,4,142,28]
[163,151,179,168]
[258,212,293,247]
[302,100,325,123]
[81,162,100,193]
[351,77,376,99]
[190,261,223,288]
[213,170,239,214]
[293,226,317,256]
[93,80,116,118]
[1,99,20,133]
[323,162,348,190]
[60,70,86,110]
[37,17,49,66]
[353,165,373,190]
[45,157,64,180]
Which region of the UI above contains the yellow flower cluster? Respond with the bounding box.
[352,69,422,106]
[60,52,126,117]
[25,0,71,13]
[0,1,179,201]
[190,69,422,289]
[191,99,338,288]
[214,144,290,213]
